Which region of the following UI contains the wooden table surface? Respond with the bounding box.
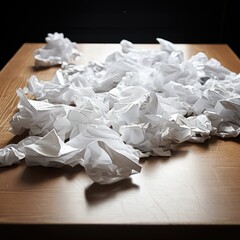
[0,43,240,239]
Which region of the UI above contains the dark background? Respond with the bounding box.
[1,0,239,70]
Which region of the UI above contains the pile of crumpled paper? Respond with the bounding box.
[1,32,240,184]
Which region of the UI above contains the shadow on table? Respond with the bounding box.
[85,178,139,205]
[20,164,85,184]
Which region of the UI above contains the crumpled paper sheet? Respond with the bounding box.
[1,33,240,184]
[34,32,82,67]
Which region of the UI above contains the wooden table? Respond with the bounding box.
[1,43,240,239]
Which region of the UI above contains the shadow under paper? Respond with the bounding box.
[85,178,139,205]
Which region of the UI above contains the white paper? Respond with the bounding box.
[24,129,82,168]
[34,32,82,67]
[1,33,240,184]
[67,124,142,184]
[24,125,142,184]
[0,136,40,167]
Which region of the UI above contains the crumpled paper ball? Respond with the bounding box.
[34,32,82,67]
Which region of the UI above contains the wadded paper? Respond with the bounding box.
[1,33,240,184]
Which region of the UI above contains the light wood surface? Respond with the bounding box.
[1,43,240,239]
